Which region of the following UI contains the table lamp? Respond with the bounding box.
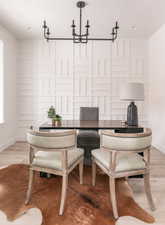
[120,82,144,126]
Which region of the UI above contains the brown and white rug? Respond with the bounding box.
[0,208,42,225]
[0,164,154,225]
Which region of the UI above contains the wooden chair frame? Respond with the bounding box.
[92,131,155,219]
[25,130,84,215]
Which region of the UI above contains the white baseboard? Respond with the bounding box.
[0,138,16,152]
[15,136,26,142]
[153,144,165,154]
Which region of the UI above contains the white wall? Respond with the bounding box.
[17,39,148,140]
[0,23,163,151]
[149,24,165,153]
[0,25,17,151]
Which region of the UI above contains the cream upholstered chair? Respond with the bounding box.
[25,129,84,215]
[92,128,155,219]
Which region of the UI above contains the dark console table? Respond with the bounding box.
[39,120,143,133]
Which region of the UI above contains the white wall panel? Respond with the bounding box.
[16,39,147,140]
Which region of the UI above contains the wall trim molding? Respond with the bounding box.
[15,136,26,142]
[0,138,16,152]
[152,144,165,154]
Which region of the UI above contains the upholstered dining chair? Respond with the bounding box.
[25,129,84,215]
[77,107,100,165]
[92,128,155,219]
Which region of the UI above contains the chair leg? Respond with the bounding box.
[144,173,155,211]
[109,177,118,219]
[92,160,96,186]
[59,174,68,215]
[25,169,34,205]
[79,160,83,185]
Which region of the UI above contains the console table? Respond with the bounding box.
[39,120,143,133]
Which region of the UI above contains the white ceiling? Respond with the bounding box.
[0,0,165,39]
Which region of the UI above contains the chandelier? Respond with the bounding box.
[42,1,119,44]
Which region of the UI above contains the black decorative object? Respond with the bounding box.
[127,101,138,126]
[42,1,119,44]
[115,127,143,133]
[120,83,144,128]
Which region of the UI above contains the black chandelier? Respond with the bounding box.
[42,1,119,44]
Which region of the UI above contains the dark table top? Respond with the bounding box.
[39,120,143,132]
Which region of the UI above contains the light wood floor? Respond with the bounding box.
[0,142,165,225]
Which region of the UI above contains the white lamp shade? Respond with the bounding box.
[120,82,144,101]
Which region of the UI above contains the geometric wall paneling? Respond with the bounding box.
[111,39,131,58]
[74,43,92,77]
[111,57,130,77]
[91,96,111,120]
[73,96,92,120]
[37,41,56,75]
[74,78,92,97]
[92,42,111,77]
[55,41,74,77]
[55,78,73,96]
[111,78,122,97]
[91,42,112,120]
[73,42,93,119]
[131,39,147,58]
[55,96,73,116]
[92,78,110,96]
[16,39,147,140]
[55,41,74,120]
[131,58,144,77]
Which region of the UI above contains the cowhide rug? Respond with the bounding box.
[0,208,42,225]
[0,164,154,225]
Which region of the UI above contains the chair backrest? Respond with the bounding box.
[80,107,99,121]
[101,128,152,151]
[27,130,76,149]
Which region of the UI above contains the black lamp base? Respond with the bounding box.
[127,101,138,126]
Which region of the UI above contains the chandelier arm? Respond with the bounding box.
[73,33,81,37]
[72,29,80,36]
[81,33,88,37]
[79,7,82,38]
[45,37,75,40]
[44,37,118,41]
[42,21,49,40]
[80,34,88,43]
[80,37,88,43]
[74,40,81,43]
[86,26,89,36]
[113,32,118,40]
[43,27,47,37]
[73,34,81,43]
[74,37,82,43]
[43,28,50,41]
[84,37,116,41]
[44,30,49,40]
[113,30,118,40]
[72,20,80,37]
[72,28,76,36]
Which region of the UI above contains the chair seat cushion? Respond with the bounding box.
[32,148,84,170]
[92,149,146,172]
[77,130,100,146]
